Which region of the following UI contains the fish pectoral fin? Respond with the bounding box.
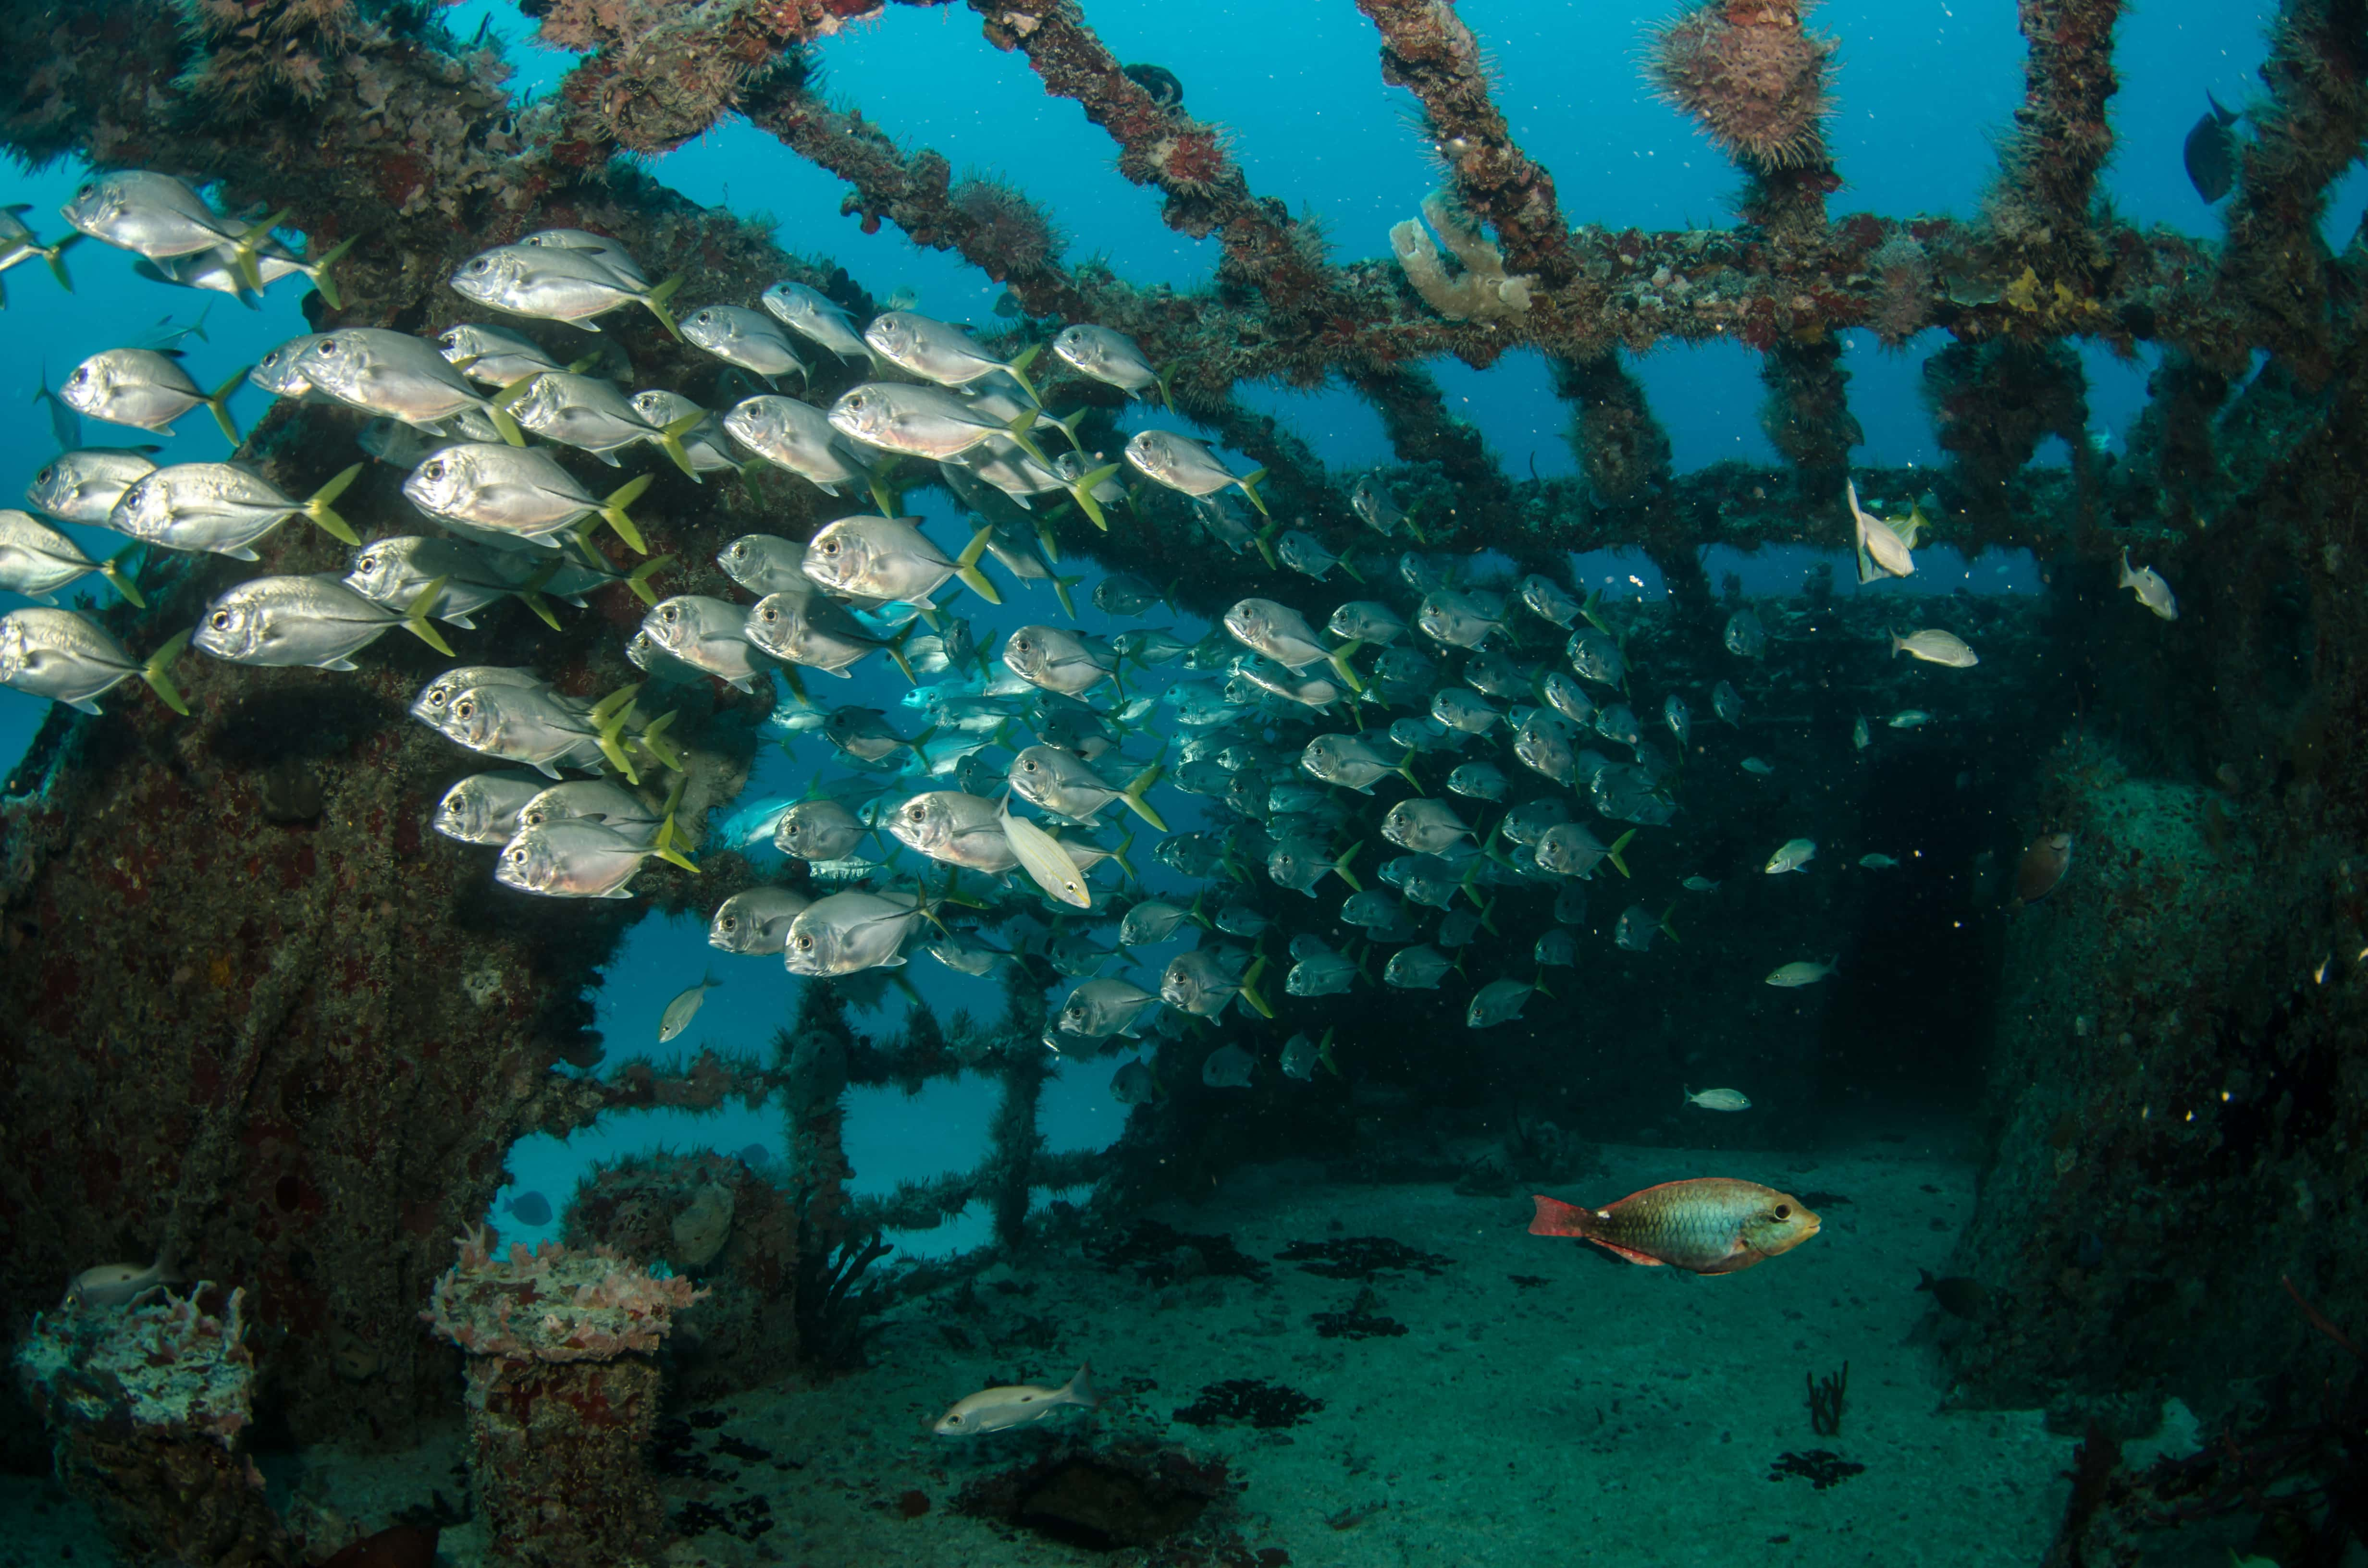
[226,547,260,562]
[1587,1237,1667,1267]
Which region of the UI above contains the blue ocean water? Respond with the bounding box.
[0,0,2341,1269]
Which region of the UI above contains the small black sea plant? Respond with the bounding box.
[1807,1360,1849,1437]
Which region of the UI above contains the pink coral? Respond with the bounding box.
[422,1227,705,1362]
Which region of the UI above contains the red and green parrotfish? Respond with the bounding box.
[1529,1178,1821,1275]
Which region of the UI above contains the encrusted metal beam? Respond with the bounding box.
[1354,0,1578,289]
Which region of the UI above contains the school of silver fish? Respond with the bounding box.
[2,171,2149,1104]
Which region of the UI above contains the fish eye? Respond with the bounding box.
[456,699,475,717]
[719,915,738,931]
[661,606,677,621]
[509,847,526,864]
[1774,1204,1791,1219]
[209,611,231,630]
[795,935,813,950]
[467,258,489,273]
[34,466,51,485]
[761,608,777,623]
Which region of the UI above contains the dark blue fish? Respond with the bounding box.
[2184,93,2239,204]
[503,1190,553,1227]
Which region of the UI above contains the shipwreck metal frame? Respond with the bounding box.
[2,0,2365,1447]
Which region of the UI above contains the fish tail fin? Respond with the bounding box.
[625,551,674,607]
[400,577,457,656]
[1658,903,1680,944]
[643,273,685,341]
[1003,409,1052,471]
[140,630,191,716]
[1607,828,1636,879]
[1236,466,1270,518]
[1110,830,1137,884]
[658,410,704,481]
[1332,840,1365,894]
[205,367,248,447]
[1318,1027,1340,1078]
[1534,973,1554,999]
[884,622,918,686]
[1051,574,1083,621]
[519,570,563,631]
[867,467,900,519]
[1481,821,1512,870]
[1122,765,1167,832]
[1528,1193,1596,1240]
[635,709,684,774]
[1579,589,1610,635]
[1325,639,1365,694]
[1478,895,1498,938]
[304,461,364,544]
[1002,343,1043,407]
[227,208,290,293]
[601,474,654,553]
[46,232,81,291]
[1068,462,1119,531]
[306,232,361,310]
[1152,361,1178,412]
[1339,554,1366,585]
[651,812,699,873]
[1251,521,1279,569]
[1237,956,1274,1019]
[1061,1360,1098,1409]
[99,543,146,610]
[1887,628,1905,657]
[954,524,1002,605]
[1403,503,1428,546]
[1395,747,1421,793]
[589,682,644,727]
[1051,405,1088,450]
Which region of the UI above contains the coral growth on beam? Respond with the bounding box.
[1391,191,1538,324]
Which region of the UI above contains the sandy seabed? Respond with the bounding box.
[5,1140,2106,1567]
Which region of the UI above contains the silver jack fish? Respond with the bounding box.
[24,448,159,527]
[1124,429,1267,515]
[448,243,684,340]
[0,509,144,607]
[724,396,876,495]
[708,886,814,955]
[111,461,361,555]
[802,514,999,609]
[433,771,552,845]
[193,574,453,669]
[496,817,696,899]
[60,350,246,445]
[682,304,808,387]
[760,281,871,363]
[298,329,525,444]
[888,790,1015,871]
[0,609,187,715]
[782,887,936,975]
[864,310,1040,399]
[403,444,653,554]
[1051,324,1165,403]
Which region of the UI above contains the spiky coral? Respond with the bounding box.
[1647,0,1835,172]
[173,0,371,110]
[950,174,1062,279]
[1392,191,1536,324]
[1867,232,1936,349]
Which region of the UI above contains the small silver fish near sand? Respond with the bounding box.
[935,1363,1097,1436]
[658,973,718,1041]
[1684,1087,1752,1111]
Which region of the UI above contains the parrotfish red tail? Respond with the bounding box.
[1529,1194,1596,1239]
